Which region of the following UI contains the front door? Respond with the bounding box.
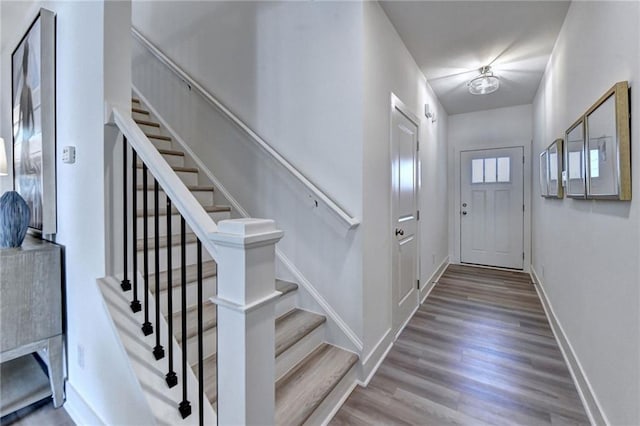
[460,147,524,269]
[391,96,419,334]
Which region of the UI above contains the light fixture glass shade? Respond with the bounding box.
[0,137,7,176]
[468,66,500,95]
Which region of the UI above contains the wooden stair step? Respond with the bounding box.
[132,97,140,104]
[194,354,217,407]
[149,260,217,293]
[135,118,160,128]
[145,133,171,141]
[137,184,214,193]
[136,204,231,217]
[275,344,358,425]
[173,300,217,343]
[137,232,199,252]
[275,309,326,357]
[276,279,298,297]
[137,164,197,173]
[132,107,149,115]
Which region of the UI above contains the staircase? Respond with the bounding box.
[128,97,358,424]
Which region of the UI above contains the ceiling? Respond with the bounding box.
[380,1,570,115]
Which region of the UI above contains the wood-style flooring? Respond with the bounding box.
[0,400,73,426]
[331,264,590,425]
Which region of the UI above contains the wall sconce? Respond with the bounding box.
[425,104,437,123]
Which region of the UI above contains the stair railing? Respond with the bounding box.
[111,105,283,425]
[132,27,360,230]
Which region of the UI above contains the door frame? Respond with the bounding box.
[389,93,421,337]
[452,144,531,272]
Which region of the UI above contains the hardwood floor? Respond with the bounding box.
[0,400,73,426]
[331,264,590,425]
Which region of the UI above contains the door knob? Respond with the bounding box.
[395,228,404,236]
[462,211,467,215]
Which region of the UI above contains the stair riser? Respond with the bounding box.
[157,277,217,316]
[135,211,230,238]
[275,323,325,381]
[136,188,214,208]
[136,168,198,186]
[275,291,297,318]
[137,153,184,168]
[185,327,217,365]
[146,137,173,151]
[132,111,150,121]
[137,242,212,273]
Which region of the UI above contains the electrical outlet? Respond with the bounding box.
[77,344,85,369]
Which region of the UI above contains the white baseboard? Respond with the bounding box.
[530,266,607,426]
[359,328,393,387]
[421,256,449,304]
[64,382,104,426]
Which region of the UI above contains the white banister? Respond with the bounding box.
[211,219,283,425]
[111,106,220,260]
[131,27,360,230]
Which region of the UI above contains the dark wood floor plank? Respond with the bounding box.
[331,264,590,425]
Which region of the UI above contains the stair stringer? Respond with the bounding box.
[98,275,217,425]
[132,86,363,356]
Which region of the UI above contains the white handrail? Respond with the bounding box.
[131,27,360,229]
[112,106,220,260]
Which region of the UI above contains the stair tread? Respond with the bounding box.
[194,354,218,406]
[149,259,217,293]
[132,107,149,115]
[136,205,231,217]
[135,118,160,128]
[275,344,358,425]
[173,300,217,343]
[276,279,298,296]
[137,164,198,173]
[145,133,171,141]
[275,309,326,357]
[156,148,184,157]
[137,184,214,192]
[132,97,140,104]
[137,232,198,251]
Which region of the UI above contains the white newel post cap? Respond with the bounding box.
[210,218,284,248]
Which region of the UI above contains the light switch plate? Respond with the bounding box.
[62,146,76,164]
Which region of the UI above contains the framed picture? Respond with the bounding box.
[11,8,56,234]
[539,151,549,197]
[565,117,586,198]
[585,81,631,200]
[547,138,563,199]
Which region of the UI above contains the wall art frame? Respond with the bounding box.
[584,81,631,200]
[546,138,564,199]
[539,151,549,197]
[564,117,587,198]
[11,8,57,234]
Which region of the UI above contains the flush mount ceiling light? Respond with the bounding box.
[468,65,500,95]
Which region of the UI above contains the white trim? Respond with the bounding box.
[359,328,394,387]
[132,87,363,353]
[131,28,359,229]
[319,379,358,426]
[530,266,607,426]
[420,256,449,304]
[64,382,105,426]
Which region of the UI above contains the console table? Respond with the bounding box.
[0,235,64,415]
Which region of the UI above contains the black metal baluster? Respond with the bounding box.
[141,164,153,336]
[166,197,177,387]
[121,137,131,292]
[179,217,192,418]
[197,240,203,426]
[130,149,141,313]
[153,179,164,359]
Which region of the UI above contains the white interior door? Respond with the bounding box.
[460,147,524,269]
[391,97,419,334]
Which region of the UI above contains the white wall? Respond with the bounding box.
[532,2,640,424]
[448,104,532,269]
[1,1,152,424]
[132,1,366,347]
[362,1,449,365]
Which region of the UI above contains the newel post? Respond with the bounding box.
[210,218,283,425]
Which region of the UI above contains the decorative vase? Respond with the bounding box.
[0,191,31,248]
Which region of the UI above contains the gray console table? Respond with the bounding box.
[0,235,64,415]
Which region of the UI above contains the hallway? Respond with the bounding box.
[331,265,589,425]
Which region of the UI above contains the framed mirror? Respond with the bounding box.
[585,81,631,200]
[565,118,586,198]
[539,151,549,197]
[547,139,563,198]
